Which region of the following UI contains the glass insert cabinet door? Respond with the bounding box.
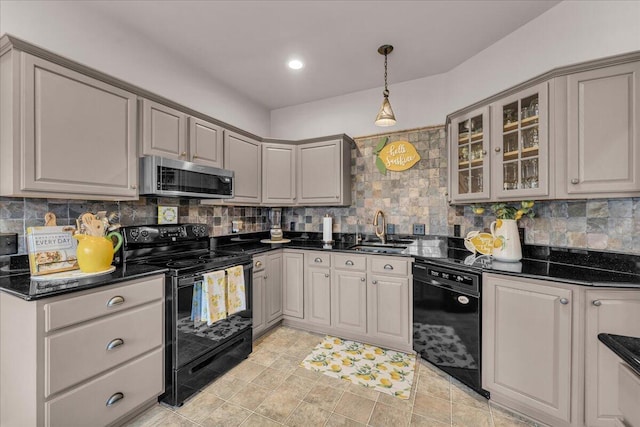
[450,106,490,202]
[492,82,549,199]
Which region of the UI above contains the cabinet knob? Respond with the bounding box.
[325,273,330,278]
[130,184,137,190]
[494,147,501,153]
[264,275,267,279]
[181,152,187,157]
[372,280,378,285]
[335,195,339,199]
[571,178,579,184]
[592,300,602,306]
[559,298,569,305]
[383,264,394,270]
[106,392,124,407]
[314,257,323,263]
[255,261,262,268]
[106,338,125,351]
[106,296,125,307]
[345,260,354,266]
[482,150,487,155]
[360,277,365,282]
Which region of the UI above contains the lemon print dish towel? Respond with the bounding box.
[301,335,416,399]
[225,265,246,315]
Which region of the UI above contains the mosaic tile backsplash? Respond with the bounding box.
[0,197,269,254]
[2,125,639,255]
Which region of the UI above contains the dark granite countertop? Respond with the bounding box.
[0,264,167,301]
[213,232,640,289]
[598,333,640,376]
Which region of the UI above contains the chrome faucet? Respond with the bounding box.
[373,210,386,244]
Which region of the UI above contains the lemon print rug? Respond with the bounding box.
[300,336,416,399]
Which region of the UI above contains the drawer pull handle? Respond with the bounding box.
[107,296,125,307]
[560,298,569,305]
[345,260,354,266]
[314,257,323,263]
[592,300,602,306]
[106,392,124,407]
[106,338,125,351]
[255,261,262,268]
[383,264,394,270]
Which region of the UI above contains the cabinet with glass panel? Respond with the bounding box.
[491,82,550,200]
[449,106,491,202]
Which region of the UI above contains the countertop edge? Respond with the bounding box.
[598,333,640,376]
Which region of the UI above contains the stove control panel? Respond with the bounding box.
[123,224,209,244]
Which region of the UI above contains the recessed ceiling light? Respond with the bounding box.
[288,59,304,70]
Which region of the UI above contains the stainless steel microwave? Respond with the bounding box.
[139,156,234,199]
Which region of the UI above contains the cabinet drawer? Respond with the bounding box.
[253,255,266,272]
[45,301,163,397]
[333,254,366,271]
[44,275,164,332]
[306,252,331,267]
[370,257,409,275]
[45,348,163,427]
[619,363,640,427]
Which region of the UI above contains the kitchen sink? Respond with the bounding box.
[349,244,407,254]
[361,239,415,245]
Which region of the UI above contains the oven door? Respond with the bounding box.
[174,262,252,369]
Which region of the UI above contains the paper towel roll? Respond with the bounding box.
[323,216,333,242]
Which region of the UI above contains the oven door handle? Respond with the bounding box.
[177,262,252,288]
[414,278,480,299]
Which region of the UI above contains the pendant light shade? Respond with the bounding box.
[375,44,396,127]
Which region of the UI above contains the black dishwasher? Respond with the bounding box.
[413,259,489,398]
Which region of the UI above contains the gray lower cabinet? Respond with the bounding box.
[0,49,138,200]
[282,250,304,318]
[368,274,410,349]
[483,273,574,426]
[304,252,331,326]
[265,251,283,326]
[252,255,267,337]
[484,273,640,427]
[0,275,165,427]
[584,289,640,427]
[331,267,368,335]
[556,61,640,198]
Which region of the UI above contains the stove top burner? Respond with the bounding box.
[166,259,207,268]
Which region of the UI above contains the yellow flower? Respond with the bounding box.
[521,200,534,209]
[515,210,523,220]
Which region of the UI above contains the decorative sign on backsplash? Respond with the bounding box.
[374,137,421,174]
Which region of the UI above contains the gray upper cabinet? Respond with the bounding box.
[449,107,491,202]
[447,52,640,203]
[0,49,138,200]
[223,131,262,205]
[140,98,187,160]
[262,143,296,205]
[188,117,224,168]
[298,138,352,206]
[491,82,551,201]
[555,61,640,198]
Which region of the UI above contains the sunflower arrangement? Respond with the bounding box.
[490,201,535,220]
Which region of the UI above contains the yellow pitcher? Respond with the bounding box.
[74,232,123,273]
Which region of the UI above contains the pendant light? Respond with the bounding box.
[374,44,396,127]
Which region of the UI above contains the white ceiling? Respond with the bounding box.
[84,0,561,110]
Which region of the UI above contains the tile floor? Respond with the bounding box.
[125,326,541,427]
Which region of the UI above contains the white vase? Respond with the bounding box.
[490,219,522,262]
